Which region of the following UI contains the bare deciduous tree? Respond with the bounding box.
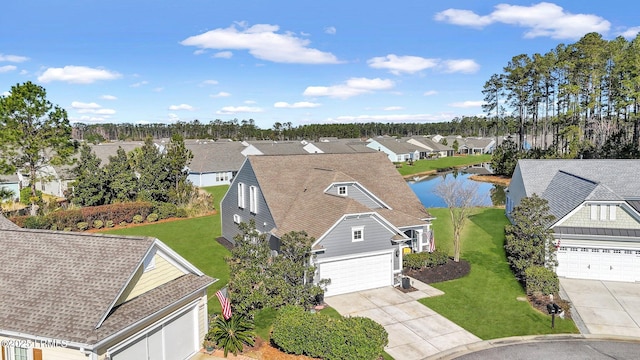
[433,176,485,262]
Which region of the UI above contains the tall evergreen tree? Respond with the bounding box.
[70,144,106,206]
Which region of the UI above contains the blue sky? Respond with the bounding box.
[1,1,638,129]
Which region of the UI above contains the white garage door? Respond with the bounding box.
[318,251,393,297]
[556,247,640,282]
[112,306,197,360]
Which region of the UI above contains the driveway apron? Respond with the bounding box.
[561,278,640,338]
[324,278,481,360]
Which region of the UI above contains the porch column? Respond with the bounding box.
[416,229,424,253]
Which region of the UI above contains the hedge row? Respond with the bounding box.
[10,201,187,231]
[403,250,449,270]
[271,306,388,360]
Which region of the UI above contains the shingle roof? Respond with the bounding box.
[186,142,247,173]
[370,138,420,154]
[0,228,214,344]
[247,141,309,155]
[541,171,598,222]
[409,136,454,152]
[517,159,640,199]
[248,153,430,239]
[311,140,375,154]
[0,214,18,229]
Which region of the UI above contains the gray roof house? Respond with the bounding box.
[220,152,435,296]
[0,218,215,360]
[365,138,421,162]
[507,159,640,282]
[406,136,455,158]
[186,141,247,187]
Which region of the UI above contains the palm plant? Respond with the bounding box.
[210,315,255,357]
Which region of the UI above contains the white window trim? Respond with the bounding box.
[600,205,607,221]
[237,183,245,209]
[233,214,241,224]
[249,185,258,214]
[352,226,364,242]
[610,205,617,221]
[338,186,347,196]
[590,204,598,220]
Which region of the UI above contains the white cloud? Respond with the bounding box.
[442,59,480,73]
[2,91,11,97]
[153,87,164,92]
[304,77,395,99]
[383,106,404,111]
[201,79,219,86]
[213,51,233,59]
[435,2,611,39]
[619,27,640,39]
[216,106,264,114]
[210,92,231,98]
[449,100,483,108]
[274,101,321,109]
[101,94,117,100]
[0,65,17,73]
[325,26,337,35]
[368,54,439,75]
[181,22,341,64]
[71,101,116,115]
[38,66,121,84]
[423,90,438,96]
[69,115,112,124]
[0,54,29,63]
[168,104,194,111]
[327,113,453,123]
[130,80,148,87]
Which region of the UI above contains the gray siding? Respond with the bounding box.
[506,163,527,218]
[325,184,384,209]
[221,161,276,245]
[316,214,399,271]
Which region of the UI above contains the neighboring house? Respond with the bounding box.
[186,141,246,187]
[0,217,216,360]
[220,153,435,297]
[366,138,421,162]
[458,137,496,155]
[241,140,309,156]
[303,138,374,154]
[16,164,71,199]
[406,136,455,158]
[507,159,640,282]
[0,173,20,201]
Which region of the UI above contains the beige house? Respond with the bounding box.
[0,215,216,360]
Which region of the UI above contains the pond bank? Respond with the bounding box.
[468,174,511,186]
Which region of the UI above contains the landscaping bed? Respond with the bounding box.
[404,258,471,283]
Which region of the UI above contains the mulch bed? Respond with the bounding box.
[216,236,235,251]
[403,258,471,283]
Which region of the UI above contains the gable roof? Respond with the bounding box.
[541,171,598,222]
[0,228,214,344]
[246,141,309,155]
[247,153,430,239]
[517,159,640,199]
[369,138,420,154]
[186,142,247,173]
[0,214,18,229]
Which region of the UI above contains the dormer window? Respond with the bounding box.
[352,226,364,242]
[338,186,347,196]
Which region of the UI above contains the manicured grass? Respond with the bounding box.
[397,154,491,176]
[420,207,578,339]
[254,307,278,340]
[101,185,230,315]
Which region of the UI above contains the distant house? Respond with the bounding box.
[507,159,640,282]
[220,153,435,296]
[366,138,421,162]
[303,138,374,154]
[406,136,455,158]
[186,141,246,187]
[457,137,496,155]
[0,173,20,201]
[241,140,309,156]
[0,217,216,360]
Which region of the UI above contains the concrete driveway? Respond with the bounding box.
[325,278,480,360]
[561,278,640,337]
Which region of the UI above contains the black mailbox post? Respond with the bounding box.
[547,303,561,328]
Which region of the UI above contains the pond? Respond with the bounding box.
[408,170,505,208]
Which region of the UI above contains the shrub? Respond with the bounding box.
[271,305,387,360]
[81,202,153,225]
[47,209,83,230]
[77,222,89,231]
[146,213,159,222]
[20,187,42,205]
[118,221,128,227]
[176,208,188,218]
[524,265,559,295]
[93,219,104,229]
[105,220,114,228]
[132,214,143,224]
[23,216,51,229]
[155,202,177,219]
[403,250,449,270]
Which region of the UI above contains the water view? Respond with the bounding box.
[408,170,505,208]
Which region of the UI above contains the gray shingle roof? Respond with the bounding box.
[541,171,598,222]
[186,142,247,173]
[248,153,430,239]
[247,141,309,155]
[518,159,640,199]
[0,228,214,344]
[370,138,421,154]
[311,140,375,154]
[0,214,18,229]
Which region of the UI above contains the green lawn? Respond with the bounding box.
[420,207,578,339]
[397,154,491,176]
[100,185,230,315]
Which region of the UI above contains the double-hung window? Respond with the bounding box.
[237,183,245,209]
[249,186,258,214]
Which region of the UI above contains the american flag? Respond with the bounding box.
[216,289,232,320]
[428,231,435,253]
